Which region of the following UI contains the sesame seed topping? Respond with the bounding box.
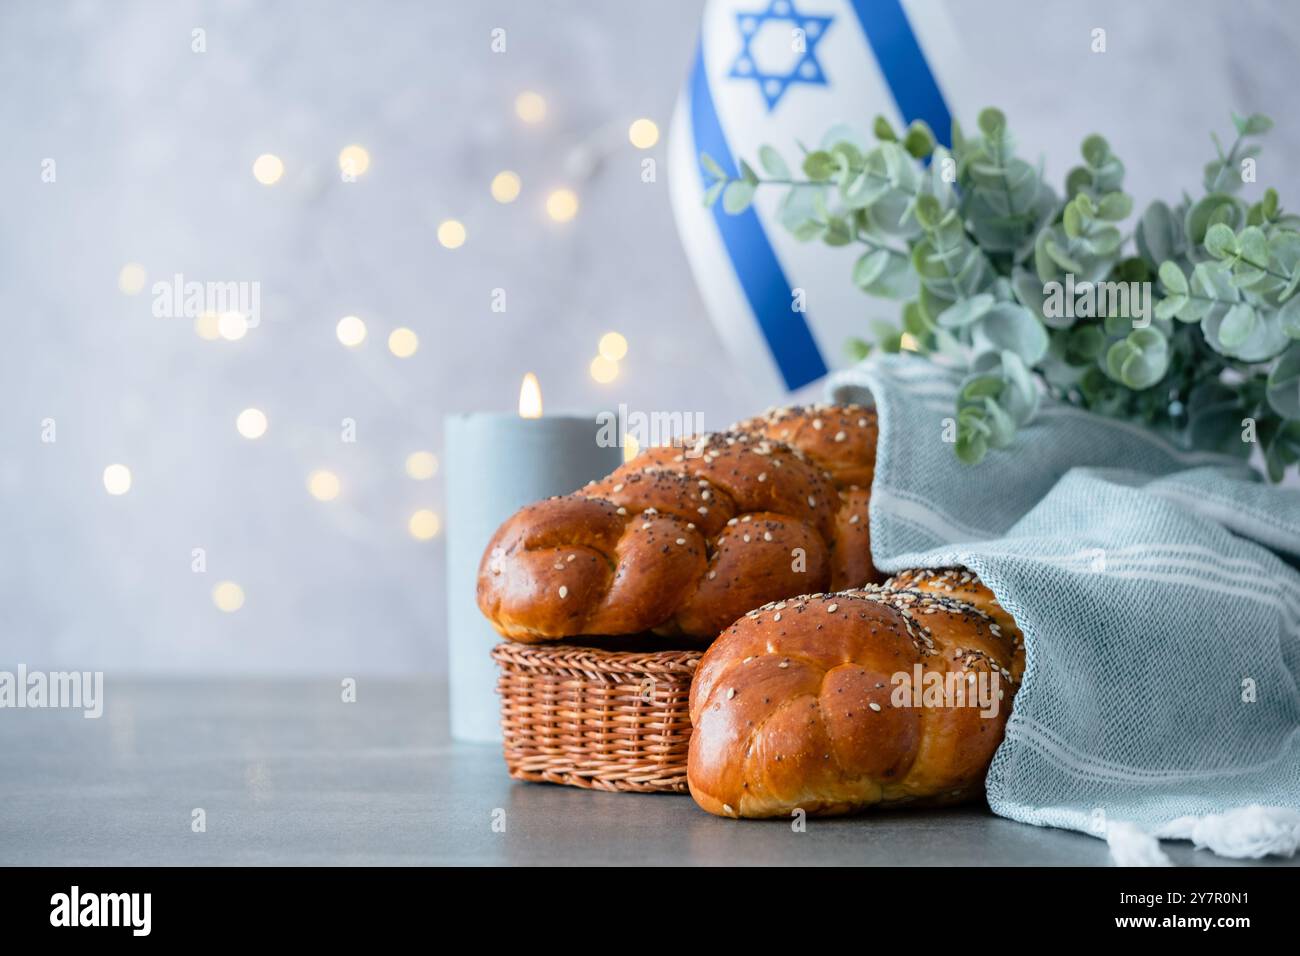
[774,612,781,621]
[708,570,717,580]
[641,522,651,530]
[567,554,576,562]
[698,506,709,515]
[726,688,736,700]
[778,660,789,669]
[616,507,627,515]
[558,586,568,599]
[868,702,882,712]
[723,804,734,815]
[807,496,817,508]
[812,419,824,430]
[743,534,751,543]
[612,483,624,493]
[849,514,860,524]
[675,537,686,545]
[827,603,838,613]
[763,531,773,541]
[858,418,868,427]
[757,472,767,482]
[834,431,847,442]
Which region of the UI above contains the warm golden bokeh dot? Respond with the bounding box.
[102,463,132,495]
[338,144,371,177]
[388,327,419,358]
[628,118,660,149]
[307,469,341,502]
[336,315,367,347]
[118,263,147,295]
[623,434,640,463]
[408,509,442,540]
[598,331,628,362]
[212,581,245,613]
[195,311,221,340]
[252,153,284,185]
[236,408,268,439]
[437,219,466,249]
[546,189,579,223]
[590,354,619,384]
[217,311,249,341]
[491,170,521,203]
[405,451,439,480]
[514,91,547,124]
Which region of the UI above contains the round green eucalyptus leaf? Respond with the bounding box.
[1280,295,1300,339]
[975,302,1049,364]
[1157,260,1189,296]
[802,150,836,182]
[1136,201,1179,267]
[1185,194,1244,247]
[1105,328,1168,389]
[1217,303,1257,349]
[1266,344,1300,419]
[1204,222,1238,259]
[1081,134,1110,168]
[981,396,1017,448]
[721,180,756,214]
[758,145,790,180]
[853,249,891,288]
[1096,192,1133,221]
[937,293,995,329]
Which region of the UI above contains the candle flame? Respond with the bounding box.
[518,372,542,418]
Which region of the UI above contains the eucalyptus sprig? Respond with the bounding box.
[703,109,1300,480]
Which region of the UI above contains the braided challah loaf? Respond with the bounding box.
[476,405,879,643]
[687,569,1023,818]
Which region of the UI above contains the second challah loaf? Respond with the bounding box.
[687,569,1023,818]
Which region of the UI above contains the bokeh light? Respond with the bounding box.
[236,408,268,439]
[408,509,442,540]
[307,470,341,502]
[336,315,367,347]
[405,451,439,480]
[437,219,466,249]
[388,327,419,358]
[546,188,578,223]
[102,464,132,495]
[515,91,546,124]
[252,153,284,185]
[598,332,628,361]
[590,354,619,383]
[212,581,245,613]
[491,170,521,203]
[118,263,147,295]
[338,144,371,177]
[628,118,660,149]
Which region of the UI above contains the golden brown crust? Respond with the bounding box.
[477,405,881,643]
[686,574,1023,818]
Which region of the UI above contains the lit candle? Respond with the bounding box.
[444,374,621,742]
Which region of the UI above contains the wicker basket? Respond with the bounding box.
[492,640,704,793]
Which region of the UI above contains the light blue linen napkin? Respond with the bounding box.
[828,354,1300,862]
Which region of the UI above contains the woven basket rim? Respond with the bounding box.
[492,640,703,675]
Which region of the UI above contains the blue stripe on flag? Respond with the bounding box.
[689,42,827,392]
[848,0,952,147]
[688,3,952,391]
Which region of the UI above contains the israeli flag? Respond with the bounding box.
[669,0,966,394]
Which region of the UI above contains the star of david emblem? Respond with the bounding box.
[727,0,834,112]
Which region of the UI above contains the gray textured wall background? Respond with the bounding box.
[2,0,1297,676]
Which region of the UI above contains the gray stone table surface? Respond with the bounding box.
[1,679,1294,867]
